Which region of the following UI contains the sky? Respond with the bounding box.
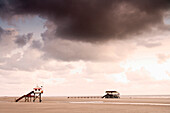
[0,0,170,96]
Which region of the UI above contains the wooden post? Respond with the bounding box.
[33,93,35,102]
[39,93,42,102]
[25,96,26,102]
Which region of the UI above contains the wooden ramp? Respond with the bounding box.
[15,91,34,102]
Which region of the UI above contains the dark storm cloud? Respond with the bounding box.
[0,0,170,42]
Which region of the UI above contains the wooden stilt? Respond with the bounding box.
[33,93,35,102]
[25,96,26,102]
[39,93,42,102]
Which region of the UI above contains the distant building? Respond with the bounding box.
[102,91,120,98]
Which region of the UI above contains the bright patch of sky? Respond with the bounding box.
[121,54,170,80]
[164,12,170,25]
[107,72,128,83]
[164,18,170,25]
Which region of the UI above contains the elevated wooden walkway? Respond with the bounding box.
[15,91,34,102]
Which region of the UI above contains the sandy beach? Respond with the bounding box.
[0,97,170,113]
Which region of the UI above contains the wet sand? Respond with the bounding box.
[0,97,170,113]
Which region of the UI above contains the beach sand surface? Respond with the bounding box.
[0,97,170,113]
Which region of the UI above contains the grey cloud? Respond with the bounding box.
[0,27,14,41]
[0,26,16,36]
[31,40,43,49]
[42,39,110,61]
[0,49,45,71]
[15,33,33,47]
[42,39,134,61]
[0,0,170,42]
[136,39,162,48]
[0,26,4,39]
[0,28,44,71]
[0,27,33,47]
[0,26,3,31]
[0,27,18,57]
